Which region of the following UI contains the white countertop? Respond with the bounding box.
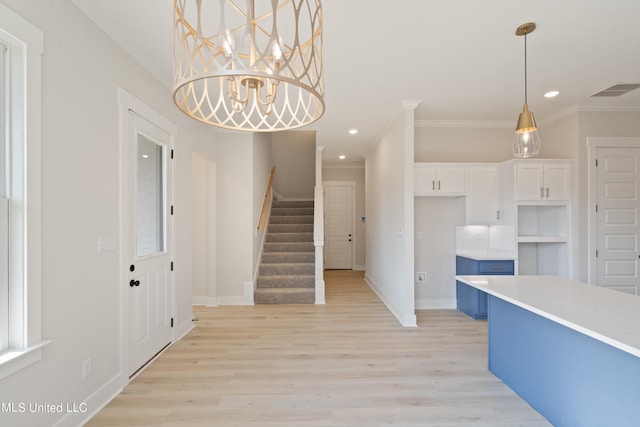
[456,250,515,260]
[455,275,640,358]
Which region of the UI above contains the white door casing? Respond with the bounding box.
[119,89,176,379]
[323,182,355,269]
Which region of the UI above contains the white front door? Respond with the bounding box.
[124,109,174,377]
[324,183,354,269]
[595,147,640,295]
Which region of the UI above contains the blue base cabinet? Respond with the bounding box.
[456,256,513,319]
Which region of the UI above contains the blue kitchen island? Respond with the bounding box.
[455,275,640,427]
[455,253,514,319]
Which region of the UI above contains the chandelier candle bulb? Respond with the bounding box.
[172,0,325,132]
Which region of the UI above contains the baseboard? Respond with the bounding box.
[217,281,254,305]
[175,317,195,342]
[217,295,253,305]
[192,296,219,306]
[353,264,366,271]
[415,298,456,310]
[364,274,417,327]
[56,318,194,426]
[52,372,123,427]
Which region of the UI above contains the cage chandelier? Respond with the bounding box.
[512,22,541,158]
[173,0,325,132]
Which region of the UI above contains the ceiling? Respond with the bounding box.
[70,0,640,165]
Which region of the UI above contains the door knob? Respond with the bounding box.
[129,279,140,287]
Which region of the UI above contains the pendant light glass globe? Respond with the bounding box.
[513,22,541,158]
[513,103,541,158]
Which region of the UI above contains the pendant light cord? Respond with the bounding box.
[524,32,528,105]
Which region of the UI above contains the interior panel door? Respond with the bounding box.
[324,184,353,269]
[596,147,640,295]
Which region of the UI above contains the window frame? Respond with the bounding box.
[0,3,47,381]
[1,39,8,351]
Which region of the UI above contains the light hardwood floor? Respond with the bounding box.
[87,270,550,426]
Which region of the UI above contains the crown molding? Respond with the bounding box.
[415,119,513,128]
[538,103,640,127]
[367,100,422,152]
[416,104,640,130]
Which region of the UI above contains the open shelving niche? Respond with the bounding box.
[516,202,570,277]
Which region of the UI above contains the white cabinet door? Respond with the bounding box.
[467,167,500,224]
[544,164,570,200]
[516,164,544,200]
[437,167,466,194]
[516,162,570,201]
[414,165,437,194]
[414,164,465,195]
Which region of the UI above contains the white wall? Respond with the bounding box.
[271,131,315,199]
[192,152,216,305]
[0,1,218,426]
[415,126,514,162]
[213,132,274,304]
[252,133,274,275]
[365,102,418,327]
[216,134,254,303]
[414,198,462,308]
[322,166,366,269]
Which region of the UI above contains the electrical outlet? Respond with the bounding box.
[416,272,427,282]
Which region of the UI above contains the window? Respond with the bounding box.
[1,40,7,352]
[0,3,46,380]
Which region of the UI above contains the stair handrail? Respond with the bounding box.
[257,167,276,231]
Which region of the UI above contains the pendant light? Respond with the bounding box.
[173,0,325,132]
[513,22,541,158]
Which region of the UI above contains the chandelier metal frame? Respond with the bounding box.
[173,0,324,132]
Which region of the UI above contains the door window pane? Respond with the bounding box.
[136,134,164,257]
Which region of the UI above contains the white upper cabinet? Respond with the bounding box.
[515,162,570,201]
[414,164,465,195]
[466,166,501,224]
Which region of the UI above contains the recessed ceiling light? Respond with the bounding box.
[339,155,346,160]
[348,129,358,135]
[544,90,560,98]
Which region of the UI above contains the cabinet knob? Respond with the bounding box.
[540,187,544,198]
[546,187,550,198]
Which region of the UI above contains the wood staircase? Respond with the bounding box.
[254,200,315,304]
